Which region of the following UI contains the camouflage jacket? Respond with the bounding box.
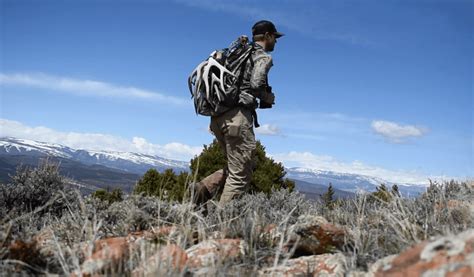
[239,43,273,102]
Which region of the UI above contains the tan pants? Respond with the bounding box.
[210,107,256,204]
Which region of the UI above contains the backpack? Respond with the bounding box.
[188,35,254,116]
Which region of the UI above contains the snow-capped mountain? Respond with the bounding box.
[0,137,189,174]
[286,167,427,196]
[0,137,427,197]
[0,137,77,158]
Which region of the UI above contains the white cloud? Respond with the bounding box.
[255,124,281,136]
[371,120,428,143]
[268,110,368,140]
[0,118,202,161]
[0,72,187,105]
[272,151,448,185]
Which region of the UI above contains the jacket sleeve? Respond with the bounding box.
[250,55,273,99]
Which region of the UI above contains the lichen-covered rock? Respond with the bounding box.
[288,215,347,256]
[8,240,43,267]
[372,229,474,276]
[365,254,397,276]
[186,239,247,269]
[7,228,56,271]
[259,253,347,276]
[75,231,155,276]
[78,237,131,275]
[131,244,188,277]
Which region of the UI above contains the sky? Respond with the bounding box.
[1,0,472,184]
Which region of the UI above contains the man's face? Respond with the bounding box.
[265,33,277,52]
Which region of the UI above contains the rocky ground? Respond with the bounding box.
[1,163,473,276]
[5,214,473,276]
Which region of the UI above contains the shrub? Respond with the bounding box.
[320,180,473,270]
[133,139,295,201]
[91,188,123,203]
[1,160,472,275]
[321,183,335,209]
[133,169,188,201]
[0,159,78,219]
[370,184,392,203]
[189,139,227,181]
[190,139,295,195]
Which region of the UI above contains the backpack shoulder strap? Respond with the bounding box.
[235,45,255,88]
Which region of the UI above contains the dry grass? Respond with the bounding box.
[0,161,472,275]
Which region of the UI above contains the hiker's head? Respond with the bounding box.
[252,20,284,52]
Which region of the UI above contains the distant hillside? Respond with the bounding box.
[0,155,141,193]
[1,137,427,197]
[293,179,355,200]
[286,167,426,197]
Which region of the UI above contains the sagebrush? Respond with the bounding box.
[0,161,472,275]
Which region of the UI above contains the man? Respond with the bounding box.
[194,20,283,205]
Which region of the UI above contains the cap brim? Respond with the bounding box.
[274,32,284,38]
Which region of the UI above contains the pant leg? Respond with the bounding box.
[211,107,256,205]
[210,115,227,157]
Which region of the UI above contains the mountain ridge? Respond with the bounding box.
[0,137,427,196]
[0,137,189,174]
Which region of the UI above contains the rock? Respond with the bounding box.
[7,228,55,270]
[259,253,348,276]
[288,215,346,256]
[346,270,371,277]
[79,237,131,275]
[186,239,247,269]
[75,227,184,276]
[259,224,280,246]
[137,225,178,243]
[372,229,474,276]
[131,244,188,277]
[8,240,42,266]
[152,225,177,237]
[344,254,397,277]
[78,231,156,276]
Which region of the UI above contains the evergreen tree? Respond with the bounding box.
[371,183,392,202]
[133,168,185,201]
[190,139,227,182]
[321,183,335,209]
[251,141,295,194]
[174,171,190,202]
[92,188,123,203]
[134,139,295,201]
[190,139,295,195]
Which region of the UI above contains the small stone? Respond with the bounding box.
[259,253,348,276]
[288,215,347,256]
[186,239,247,269]
[131,244,188,277]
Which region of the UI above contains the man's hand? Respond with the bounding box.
[260,92,275,109]
[264,91,275,104]
[259,86,275,109]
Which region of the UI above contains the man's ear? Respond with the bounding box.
[264,32,272,40]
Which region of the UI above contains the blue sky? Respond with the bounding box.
[1,0,472,184]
